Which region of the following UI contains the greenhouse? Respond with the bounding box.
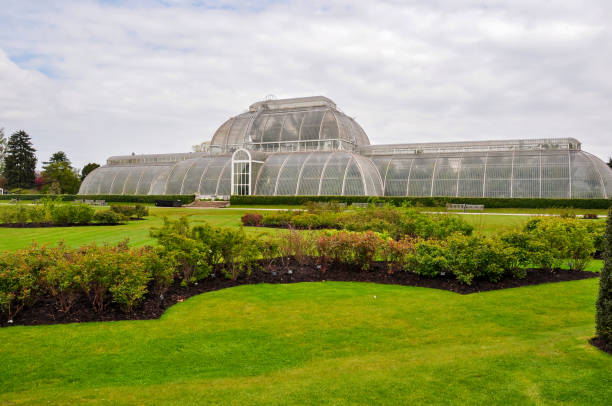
[79,96,612,199]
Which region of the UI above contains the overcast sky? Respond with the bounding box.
[1,0,611,170]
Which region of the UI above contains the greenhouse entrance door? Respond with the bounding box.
[232,149,252,195]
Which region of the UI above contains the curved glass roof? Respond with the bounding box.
[210,96,369,152]
[371,150,611,199]
[253,151,382,196]
[80,156,233,196]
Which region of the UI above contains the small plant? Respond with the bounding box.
[93,210,127,224]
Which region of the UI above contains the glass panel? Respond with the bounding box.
[254,154,286,195]
[181,158,212,195]
[276,153,310,196]
[320,153,350,195]
[279,113,304,142]
[149,166,173,195]
[225,116,251,147]
[297,153,328,195]
[319,111,339,141]
[343,160,364,196]
[298,111,325,141]
[249,115,269,143]
[165,160,196,195]
[262,115,284,143]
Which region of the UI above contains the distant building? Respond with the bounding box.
[80,96,612,198]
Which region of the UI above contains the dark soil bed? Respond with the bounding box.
[590,337,612,355]
[1,259,599,327]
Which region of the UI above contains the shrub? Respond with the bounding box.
[110,205,148,219]
[583,213,599,220]
[596,208,612,344]
[217,227,259,280]
[150,217,211,283]
[28,205,48,223]
[405,239,448,278]
[382,236,414,274]
[50,204,94,225]
[43,245,81,312]
[445,233,516,285]
[109,247,152,312]
[278,228,314,266]
[241,212,263,227]
[256,234,282,272]
[93,210,127,224]
[315,230,384,271]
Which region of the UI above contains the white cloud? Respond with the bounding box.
[0,0,611,169]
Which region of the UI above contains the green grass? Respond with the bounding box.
[1,280,610,404]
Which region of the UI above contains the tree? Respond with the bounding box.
[42,152,81,194]
[0,128,7,172]
[596,208,612,350]
[607,157,612,170]
[44,151,70,166]
[3,130,37,189]
[81,162,100,181]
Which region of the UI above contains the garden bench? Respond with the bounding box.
[352,202,369,208]
[446,203,484,212]
[94,200,106,206]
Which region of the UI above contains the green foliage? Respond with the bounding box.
[92,210,127,224]
[0,194,196,204]
[230,195,612,209]
[41,160,81,194]
[111,205,149,219]
[522,217,597,271]
[255,206,473,240]
[2,130,37,189]
[596,208,612,343]
[316,230,385,271]
[49,204,94,225]
[80,163,100,181]
[405,239,448,278]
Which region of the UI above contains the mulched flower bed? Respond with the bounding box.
[1,259,599,327]
[590,337,612,355]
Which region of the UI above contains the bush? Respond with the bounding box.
[110,205,149,219]
[596,208,612,344]
[50,204,94,225]
[241,212,263,227]
[445,233,517,285]
[218,228,259,280]
[316,230,384,271]
[93,210,127,224]
[0,194,196,204]
[405,239,448,278]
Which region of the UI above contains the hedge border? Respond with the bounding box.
[0,194,196,204]
[229,195,612,209]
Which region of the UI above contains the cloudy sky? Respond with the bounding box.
[1,0,611,170]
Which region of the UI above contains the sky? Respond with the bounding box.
[1,0,611,170]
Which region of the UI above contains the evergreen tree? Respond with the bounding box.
[607,157,612,169]
[3,130,37,189]
[596,208,612,346]
[81,162,100,181]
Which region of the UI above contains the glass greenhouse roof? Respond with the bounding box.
[79,96,612,199]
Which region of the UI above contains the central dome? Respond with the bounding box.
[210,96,370,153]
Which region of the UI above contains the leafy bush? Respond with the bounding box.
[217,228,259,280]
[93,210,127,224]
[110,205,149,219]
[444,234,517,285]
[50,204,94,225]
[0,194,196,204]
[241,212,263,227]
[316,230,384,271]
[405,239,448,278]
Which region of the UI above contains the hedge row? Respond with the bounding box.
[230,195,612,209]
[0,194,196,204]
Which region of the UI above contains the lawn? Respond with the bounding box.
[1,280,610,404]
[0,205,584,251]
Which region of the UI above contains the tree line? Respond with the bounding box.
[0,129,100,194]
